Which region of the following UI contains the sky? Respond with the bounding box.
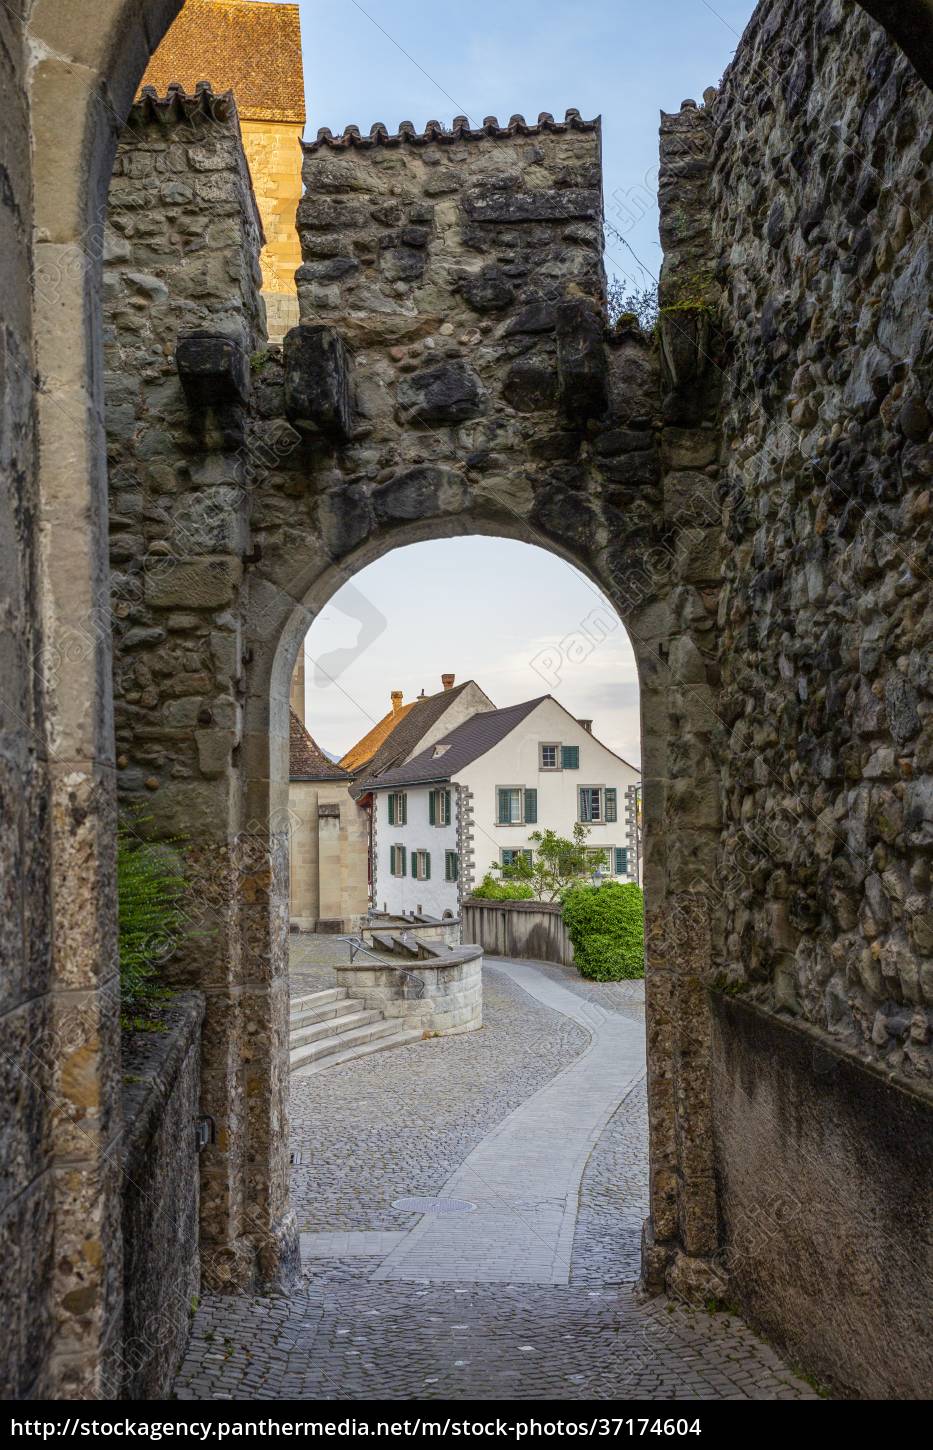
[282,0,759,765]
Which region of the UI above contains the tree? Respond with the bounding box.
[493,822,607,902]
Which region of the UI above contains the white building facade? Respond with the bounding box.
[365,696,640,919]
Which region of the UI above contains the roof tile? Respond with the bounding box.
[289,711,349,780]
[140,0,306,125]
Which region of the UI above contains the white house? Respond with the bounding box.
[357,695,641,918]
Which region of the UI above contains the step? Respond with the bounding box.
[290,997,359,1031]
[291,1026,425,1077]
[289,987,347,1019]
[289,1008,384,1051]
[289,1016,410,1072]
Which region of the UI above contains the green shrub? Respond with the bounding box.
[561,882,645,980]
[117,815,187,1010]
[470,873,535,901]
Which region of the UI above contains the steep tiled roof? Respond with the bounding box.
[339,699,417,774]
[356,697,548,794]
[361,681,485,778]
[306,108,599,152]
[289,711,348,781]
[140,1,306,125]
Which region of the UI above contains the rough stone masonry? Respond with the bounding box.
[0,0,928,1404]
[97,3,933,1397]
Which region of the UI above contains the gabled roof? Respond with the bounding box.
[361,680,483,777]
[339,699,418,774]
[289,711,349,781]
[140,0,306,125]
[355,697,548,794]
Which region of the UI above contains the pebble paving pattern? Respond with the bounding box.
[174,941,818,1400]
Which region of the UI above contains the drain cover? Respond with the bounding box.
[392,1196,476,1215]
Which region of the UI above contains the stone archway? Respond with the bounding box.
[99,81,724,1319]
[12,0,932,1401]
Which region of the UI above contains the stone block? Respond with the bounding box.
[556,299,609,423]
[144,556,242,609]
[283,324,353,440]
[176,332,250,409]
[462,187,600,223]
[396,361,485,425]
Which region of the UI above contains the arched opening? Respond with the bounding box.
[8,0,930,1402]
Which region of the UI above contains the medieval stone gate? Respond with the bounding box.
[3,0,932,1402]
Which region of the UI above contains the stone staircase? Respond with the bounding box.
[289,986,423,1076]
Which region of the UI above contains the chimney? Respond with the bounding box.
[578,718,593,733]
[441,673,455,691]
[391,690,403,714]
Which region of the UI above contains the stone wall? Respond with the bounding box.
[288,779,369,930]
[105,86,300,1298]
[702,0,933,1395]
[0,0,52,1402]
[119,993,204,1399]
[461,898,575,967]
[334,946,483,1036]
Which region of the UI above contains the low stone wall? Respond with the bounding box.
[710,993,933,1400]
[335,947,483,1036]
[119,993,205,1399]
[461,899,574,967]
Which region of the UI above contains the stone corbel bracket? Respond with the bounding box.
[176,331,251,409]
[283,323,354,442]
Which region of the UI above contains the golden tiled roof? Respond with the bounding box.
[140,0,305,125]
[339,696,417,774]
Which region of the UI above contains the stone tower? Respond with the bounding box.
[140,0,306,341]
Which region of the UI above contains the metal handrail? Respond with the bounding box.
[337,934,426,999]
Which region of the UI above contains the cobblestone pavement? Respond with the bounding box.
[174,942,817,1400]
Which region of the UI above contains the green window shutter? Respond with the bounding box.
[401,846,407,876]
[616,847,628,874]
[388,794,395,825]
[424,851,431,880]
[605,788,617,822]
[523,849,533,866]
[579,787,589,822]
[497,788,511,825]
[562,745,579,769]
[429,791,436,825]
[501,849,513,866]
[446,850,459,881]
[400,793,407,825]
[524,788,537,824]
[390,845,395,874]
[444,790,451,825]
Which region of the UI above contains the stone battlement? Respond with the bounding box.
[305,108,599,151]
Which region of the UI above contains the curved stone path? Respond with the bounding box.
[373,958,645,1284]
[174,947,818,1400]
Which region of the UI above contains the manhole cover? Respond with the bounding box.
[392,1196,476,1215]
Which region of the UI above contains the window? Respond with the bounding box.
[561,745,579,770]
[412,849,431,881]
[496,787,537,825]
[540,743,560,770]
[501,849,533,868]
[389,844,407,876]
[387,791,407,826]
[429,787,451,826]
[579,786,602,822]
[445,850,459,882]
[614,847,629,876]
[605,788,618,823]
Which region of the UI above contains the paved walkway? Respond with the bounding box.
[174,945,817,1400]
[373,958,645,1284]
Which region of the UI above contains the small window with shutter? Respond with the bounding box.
[615,847,628,875]
[445,850,459,881]
[605,788,617,822]
[561,745,579,770]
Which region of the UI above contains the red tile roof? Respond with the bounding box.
[141,1,306,125]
